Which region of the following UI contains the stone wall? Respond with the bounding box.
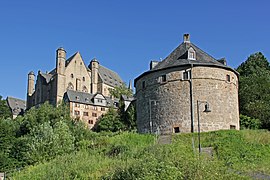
[135,65,239,135]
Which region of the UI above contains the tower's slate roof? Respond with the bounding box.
[98,65,123,87]
[6,96,26,116]
[152,42,226,71]
[135,37,238,84]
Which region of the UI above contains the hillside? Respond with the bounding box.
[10,130,270,179]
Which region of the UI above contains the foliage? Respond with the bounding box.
[25,121,75,164]
[0,95,12,119]
[11,130,270,179]
[118,100,136,131]
[240,114,261,130]
[93,82,136,132]
[95,108,125,132]
[109,84,133,99]
[0,102,89,173]
[237,52,270,129]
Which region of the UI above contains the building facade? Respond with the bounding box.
[27,47,124,128]
[135,34,239,135]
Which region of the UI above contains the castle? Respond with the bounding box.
[26,47,125,128]
[135,34,239,134]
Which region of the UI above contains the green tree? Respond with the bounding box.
[119,102,136,131]
[25,121,74,163]
[95,108,125,132]
[240,114,261,130]
[0,95,12,119]
[0,119,20,171]
[109,84,133,99]
[237,52,270,129]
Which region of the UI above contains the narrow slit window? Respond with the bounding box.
[142,81,146,89]
[226,74,231,82]
[161,75,167,83]
[183,71,189,80]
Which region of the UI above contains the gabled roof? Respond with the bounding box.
[135,38,238,84]
[98,65,123,87]
[65,52,79,66]
[65,90,119,108]
[121,95,135,102]
[40,72,53,83]
[6,96,26,116]
[48,52,80,76]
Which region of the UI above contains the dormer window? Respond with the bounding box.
[76,96,80,100]
[188,47,196,60]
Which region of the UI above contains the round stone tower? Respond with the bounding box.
[89,58,99,94]
[134,34,239,135]
[56,47,66,75]
[27,71,35,96]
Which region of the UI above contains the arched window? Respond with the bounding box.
[82,86,88,93]
[67,82,74,90]
[83,77,85,81]
[71,74,74,78]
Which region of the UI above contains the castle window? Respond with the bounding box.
[174,127,180,133]
[183,71,190,80]
[85,105,89,109]
[160,74,167,83]
[92,113,97,117]
[75,110,80,116]
[189,52,195,59]
[83,77,85,81]
[88,120,94,124]
[67,82,74,90]
[114,102,119,107]
[76,96,80,100]
[98,99,103,103]
[142,81,145,89]
[93,106,97,110]
[75,103,80,108]
[83,112,89,116]
[101,107,105,111]
[82,86,88,93]
[71,74,74,78]
[226,74,231,82]
[230,125,236,129]
[188,47,196,60]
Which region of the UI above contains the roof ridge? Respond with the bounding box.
[190,43,217,62]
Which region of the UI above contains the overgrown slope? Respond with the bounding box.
[11,130,270,179]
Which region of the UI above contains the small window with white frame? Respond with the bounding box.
[188,47,196,60]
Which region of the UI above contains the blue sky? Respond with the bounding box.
[0,0,270,100]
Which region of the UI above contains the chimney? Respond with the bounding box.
[183,34,190,43]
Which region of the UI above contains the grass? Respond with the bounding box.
[11,130,270,179]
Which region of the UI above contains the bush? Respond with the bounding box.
[240,114,261,130]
